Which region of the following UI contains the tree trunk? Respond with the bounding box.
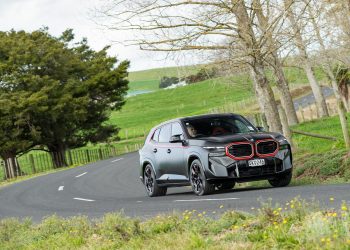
[253,0,298,125]
[49,144,68,168]
[284,0,329,117]
[278,105,294,149]
[303,62,329,117]
[325,66,350,148]
[1,153,22,179]
[272,58,299,125]
[251,65,283,133]
[305,1,350,147]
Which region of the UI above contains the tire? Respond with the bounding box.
[268,171,292,187]
[190,159,215,196]
[144,164,167,197]
[217,182,235,191]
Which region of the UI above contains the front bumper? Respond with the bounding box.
[205,148,293,182]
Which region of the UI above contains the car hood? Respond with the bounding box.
[194,132,282,144]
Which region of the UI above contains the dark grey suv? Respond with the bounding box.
[139,113,293,196]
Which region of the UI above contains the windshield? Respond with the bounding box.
[183,116,256,138]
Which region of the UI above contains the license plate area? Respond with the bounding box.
[248,159,265,167]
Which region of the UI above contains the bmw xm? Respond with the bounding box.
[139,113,293,197]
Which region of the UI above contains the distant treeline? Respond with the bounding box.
[159,67,218,89]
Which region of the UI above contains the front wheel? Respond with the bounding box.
[190,159,214,196]
[268,171,292,187]
[144,164,167,197]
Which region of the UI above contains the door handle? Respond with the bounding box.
[167,149,171,154]
[153,148,157,153]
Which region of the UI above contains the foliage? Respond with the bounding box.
[183,67,219,84]
[0,29,129,167]
[1,198,350,249]
[159,76,180,88]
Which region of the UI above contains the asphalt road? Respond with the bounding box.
[294,86,333,110]
[0,152,349,221]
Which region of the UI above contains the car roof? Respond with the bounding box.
[153,113,241,129]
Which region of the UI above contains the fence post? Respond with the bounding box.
[85,149,91,163]
[308,103,313,120]
[98,148,103,160]
[300,108,305,122]
[124,145,129,153]
[112,146,117,156]
[29,154,36,174]
[67,150,73,165]
[125,129,128,140]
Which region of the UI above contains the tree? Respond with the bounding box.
[253,0,299,125]
[0,91,40,179]
[304,0,350,148]
[97,0,286,133]
[284,0,329,117]
[0,29,129,168]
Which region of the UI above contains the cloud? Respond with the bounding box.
[0,0,201,71]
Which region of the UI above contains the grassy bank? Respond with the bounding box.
[112,75,254,140]
[1,198,349,249]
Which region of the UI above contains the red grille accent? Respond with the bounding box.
[226,142,254,160]
[225,139,279,160]
[256,139,279,157]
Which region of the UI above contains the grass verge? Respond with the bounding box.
[1,197,349,249]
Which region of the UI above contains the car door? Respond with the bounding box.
[154,123,172,180]
[167,122,187,181]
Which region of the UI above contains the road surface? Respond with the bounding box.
[0,152,349,221]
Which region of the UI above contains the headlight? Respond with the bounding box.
[203,146,226,157]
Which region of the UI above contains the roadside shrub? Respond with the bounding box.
[183,67,218,84]
[159,76,180,88]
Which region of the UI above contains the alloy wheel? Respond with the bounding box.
[191,163,203,194]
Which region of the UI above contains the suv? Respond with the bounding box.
[139,113,293,197]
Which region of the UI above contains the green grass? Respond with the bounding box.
[1,198,350,249]
[128,79,159,91]
[291,115,348,153]
[112,75,254,139]
[120,65,329,140]
[129,65,202,82]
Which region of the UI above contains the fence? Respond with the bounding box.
[0,143,143,181]
[295,99,338,122]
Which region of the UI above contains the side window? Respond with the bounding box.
[151,128,160,142]
[171,122,183,137]
[158,124,171,143]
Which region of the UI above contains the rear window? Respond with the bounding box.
[151,128,160,142]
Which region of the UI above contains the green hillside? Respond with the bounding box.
[111,75,254,139]
[129,65,202,82]
[113,65,328,140]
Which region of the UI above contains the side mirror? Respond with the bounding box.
[170,134,183,143]
[257,126,265,132]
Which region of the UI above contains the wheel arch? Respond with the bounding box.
[187,153,202,174]
[141,159,157,180]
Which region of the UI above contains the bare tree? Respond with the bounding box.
[253,0,299,125]
[284,0,329,117]
[97,0,297,132]
[305,0,350,148]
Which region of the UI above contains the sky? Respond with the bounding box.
[0,0,199,71]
